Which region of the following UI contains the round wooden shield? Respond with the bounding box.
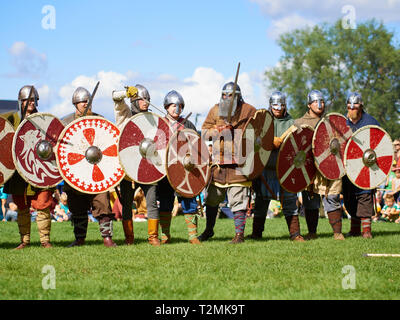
[119,112,172,184]
[166,129,211,198]
[344,125,393,190]
[12,113,64,188]
[312,113,352,180]
[0,117,15,185]
[277,125,316,193]
[240,109,274,180]
[56,116,125,194]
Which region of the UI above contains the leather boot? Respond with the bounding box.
[122,219,134,245]
[346,217,361,237]
[230,233,244,244]
[15,242,30,250]
[67,238,85,247]
[249,216,266,239]
[148,219,161,246]
[197,205,218,242]
[285,215,304,241]
[99,215,117,247]
[328,209,344,240]
[304,209,319,240]
[159,211,172,244]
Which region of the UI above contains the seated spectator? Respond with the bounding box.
[267,199,282,219]
[134,187,147,221]
[378,193,400,222]
[53,192,71,222]
[4,202,18,222]
[0,187,8,221]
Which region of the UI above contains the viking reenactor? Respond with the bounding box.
[3,85,54,249]
[163,90,202,244]
[294,90,345,240]
[342,92,380,239]
[61,87,118,247]
[113,84,150,245]
[198,81,256,243]
[250,91,303,241]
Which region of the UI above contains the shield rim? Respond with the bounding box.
[312,112,351,180]
[118,111,171,185]
[276,124,316,193]
[241,108,274,180]
[344,124,393,190]
[12,112,64,189]
[55,115,125,194]
[0,116,16,186]
[165,128,211,198]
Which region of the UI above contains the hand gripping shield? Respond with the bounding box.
[118,112,172,184]
[12,113,64,188]
[55,116,125,194]
[240,109,274,180]
[166,129,211,198]
[0,117,16,185]
[312,113,352,180]
[277,125,317,193]
[344,125,393,190]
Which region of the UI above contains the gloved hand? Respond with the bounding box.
[273,136,283,149]
[215,124,233,133]
[126,86,138,99]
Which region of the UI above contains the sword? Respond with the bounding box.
[83,81,100,117]
[227,62,241,124]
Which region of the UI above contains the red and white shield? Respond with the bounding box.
[277,125,316,193]
[56,116,125,194]
[118,112,172,184]
[0,117,15,185]
[12,113,64,188]
[312,113,352,180]
[344,125,393,190]
[240,109,274,180]
[166,129,211,198]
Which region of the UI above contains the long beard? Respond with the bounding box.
[219,97,237,118]
[347,109,361,122]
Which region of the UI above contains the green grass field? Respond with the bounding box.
[0,215,399,300]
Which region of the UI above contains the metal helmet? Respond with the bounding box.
[163,90,185,110]
[307,89,324,110]
[222,82,242,100]
[269,91,286,110]
[18,85,39,107]
[346,92,363,109]
[72,87,91,105]
[131,84,150,112]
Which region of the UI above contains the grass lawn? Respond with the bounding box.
[0,215,399,300]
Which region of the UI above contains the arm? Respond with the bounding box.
[113,95,132,129]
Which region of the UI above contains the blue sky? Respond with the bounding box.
[1,0,400,124]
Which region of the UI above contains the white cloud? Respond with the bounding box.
[250,0,400,39]
[7,42,47,78]
[42,67,269,126]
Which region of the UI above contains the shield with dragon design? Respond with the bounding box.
[0,117,16,185]
[166,129,211,198]
[118,112,172,184]
[55,116,125,194]
[276,125,316,193]
[12,113,64,188]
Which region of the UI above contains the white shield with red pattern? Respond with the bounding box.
[56,116,125,194]
[12,113,64,188]
[312,113,352,180]
[344,125,393,190]
[118,112,172,184]
[0,117,15,185]
[277,125,316,193]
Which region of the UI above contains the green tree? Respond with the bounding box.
[266,19,400,138]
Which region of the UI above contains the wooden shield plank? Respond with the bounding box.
[312,113,352,180]
[277,125,316,193]
[344,125,393,190]
[12,113,64,188]
[119,112,172,184]
[56,116,125,194]
[166,129,211,198]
